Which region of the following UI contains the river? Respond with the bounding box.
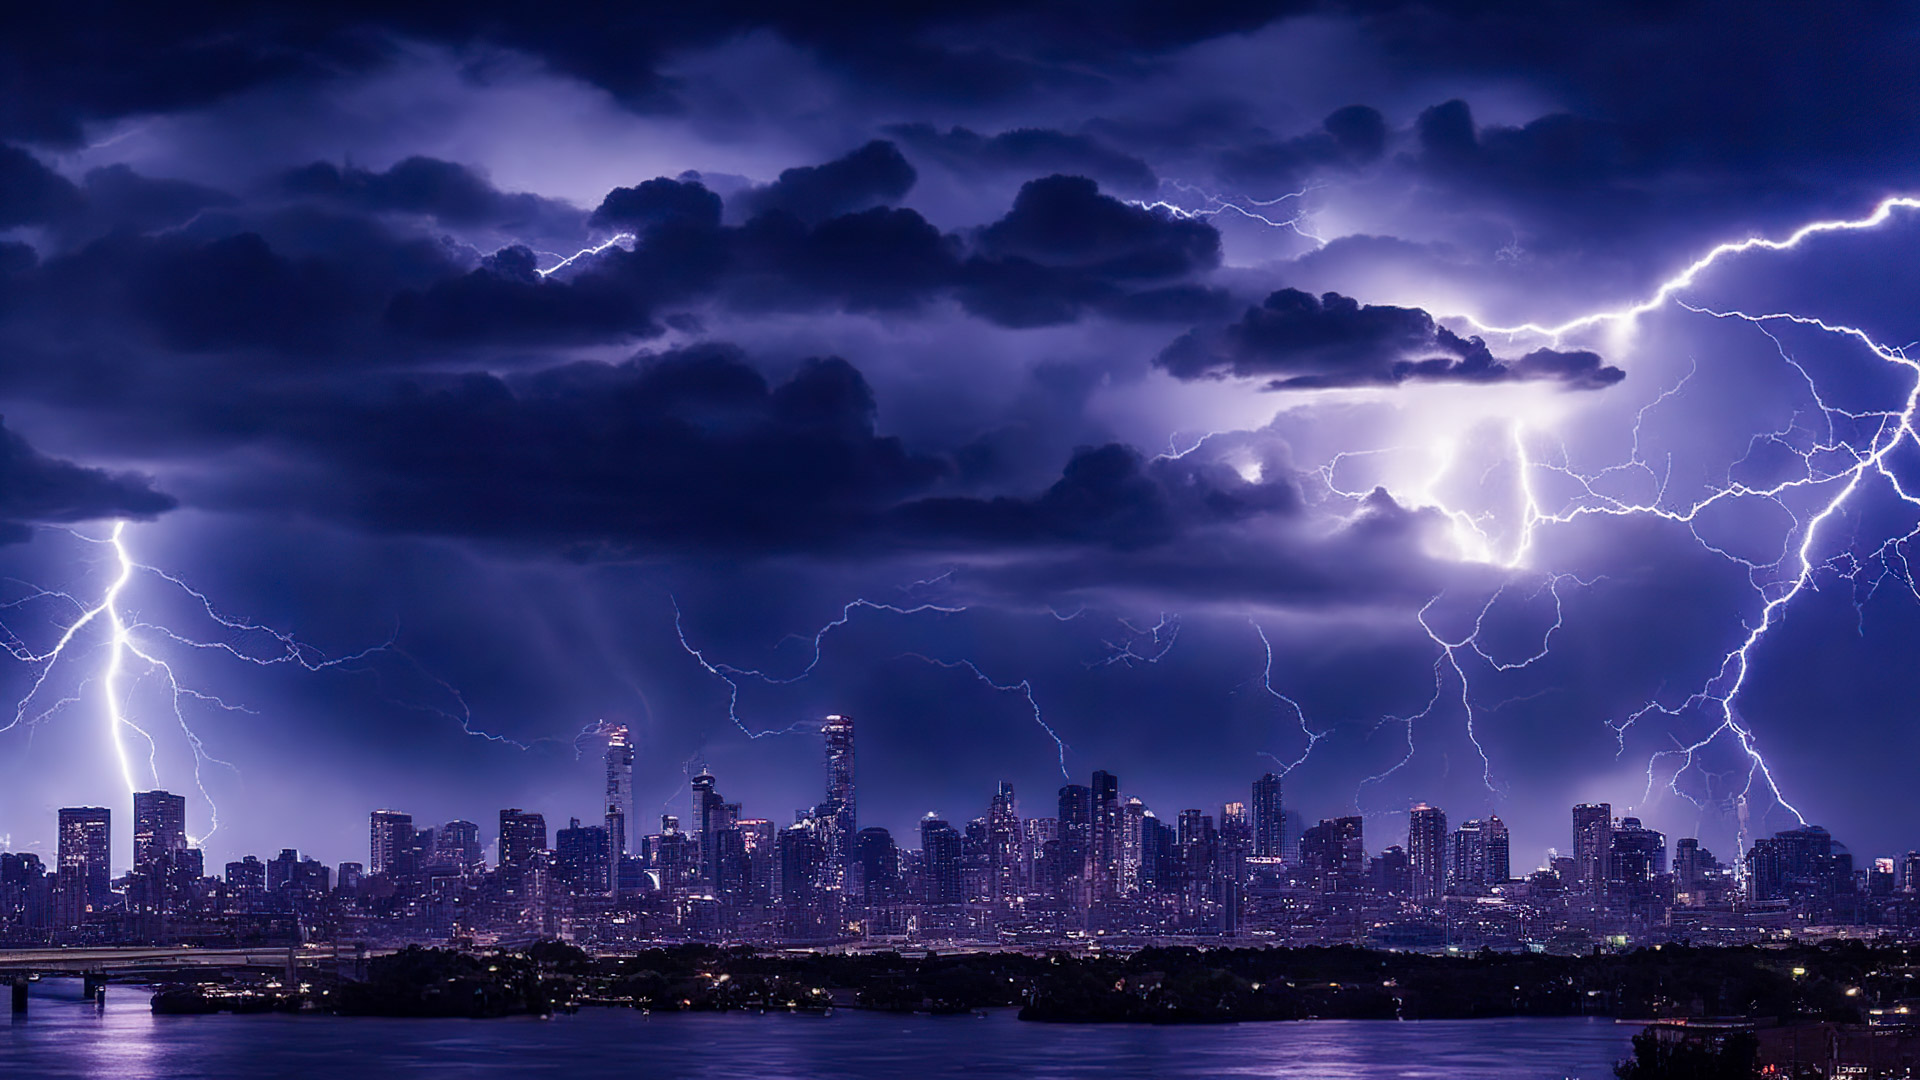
[5,978,1638,1079]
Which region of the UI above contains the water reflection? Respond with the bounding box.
[5,981,1636,1080]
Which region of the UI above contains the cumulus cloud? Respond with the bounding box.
[1157,288,1624,390]
[0,417,175,542]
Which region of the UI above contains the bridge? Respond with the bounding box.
[1,945,382,1012]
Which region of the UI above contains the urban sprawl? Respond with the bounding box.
[0,717,1893,952]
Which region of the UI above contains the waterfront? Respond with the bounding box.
[5,979,1637,1079]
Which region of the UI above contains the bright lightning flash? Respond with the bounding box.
[1317,195,1920,832]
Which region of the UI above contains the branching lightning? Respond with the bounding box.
[1313,195,1920,836]
[0,522,503,844]
[1131,179,1328,243]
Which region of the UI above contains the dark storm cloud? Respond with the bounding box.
[886,124,1159,194]
[734,141,917,225]
[13,226,415,359]
[227,344,1324,571]
[956,175,1230,326]
[896,442,1299,550]
[1,2,1346,147]
[1215,105,1388,191]
[0,417,175,543]
[976,175,1219,280]
[3,143,236,243]
[949,481,1459,610]
[397,172,1222,338]
[251,345,948,554]
[274,156,584,235]
[590,177,725,232]
[1157,288,1624,390]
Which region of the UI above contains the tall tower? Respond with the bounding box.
[498,809,547,879]
[1090,770,1120,902]
[55,806,111,929]
[986,782,1022,903]
[1408,803,1447,902]
[1573,803,1612,894]
[1483,814,1510,884]
[1251,773,1284,859]
[369,810,414,879]
[821,714,856,889]
[604,724,633,891]
[132,790,187,870]
[691,768,724,887]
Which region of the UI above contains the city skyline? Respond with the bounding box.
[7,2,1920,897]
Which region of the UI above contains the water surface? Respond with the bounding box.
[5,978,1637,1079]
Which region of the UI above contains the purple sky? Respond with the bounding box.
[4,2,1920,876]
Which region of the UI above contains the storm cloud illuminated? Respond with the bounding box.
[3,2,1919,882]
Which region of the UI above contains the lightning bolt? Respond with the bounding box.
[1251,620,1328,777]
[1130,180,1327,244]
[534,233,636,277]
[1300,194,1920,839]
[0,521,514,845]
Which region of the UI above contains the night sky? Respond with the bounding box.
[4,2,1919,876]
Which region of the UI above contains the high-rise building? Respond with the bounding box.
[1090,771,1121,902]
[498,809,548,875]
[1450,818,1508,888]
[1745,824,1852,907]
[55,806,111,929]
[986,782,1021,903]
[854,826,900,905]
[1608,816,1666,911]
[1057,784,1092,909]
[1120,797,1146,895]
[605,724,633,889]
[435,819,483,876]
[821,714,856,891]
[1408,804,1447,902]
[1372,845,1411,894]
[132,790,187,870]
[692,768,725,886]
[920,816,963,905]
[1483,815,1510,884]
[224,855,265,896]
[267,848,301,892]
[369,810,415,879]
[1251,773,1284,860]
[1297,815,1364,891]
[1573,803,1612,893]
[555,818,611,893]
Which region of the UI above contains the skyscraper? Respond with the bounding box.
[1090,770,1120,903]
[132,790,187,870]
[1573,803,1612,893]
[1450,819,1487,888]
[1608,816,1666,911]
[554,818,610,893]
[435,819,483,876]
[604,724,633,889]
[1251,773,1284,859]
[1483,814,1510,884]
[1408,804,1447,902]
[55,806,111,929]
[369,810,414,879]
[986,782,1021,903]
[498,809,548,878]
[821,714,856,890]
[1057,784,1092,909]
[692,768,725,886]
[1120,796,1146,895]
[920,815,962,905]
[854,826,900,905]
